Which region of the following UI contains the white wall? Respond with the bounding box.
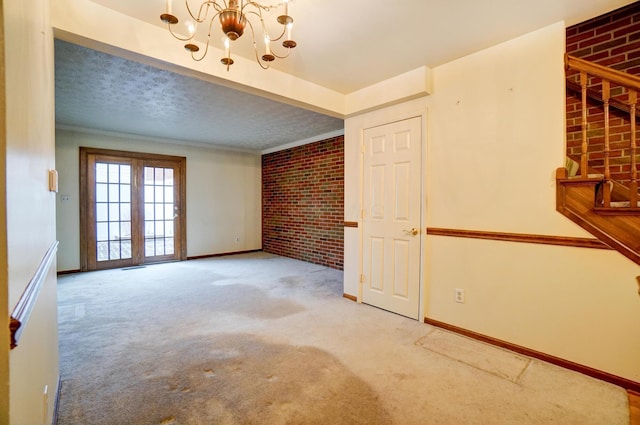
[3,0,60,423]
[55,129,262,271]
[345,22,640,383]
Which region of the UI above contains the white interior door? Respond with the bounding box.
[362,116,422,319]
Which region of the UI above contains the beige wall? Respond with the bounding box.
[3,0,60,423]
[345,22,640,382]
[55,129,262,271]
[0,1,8,422]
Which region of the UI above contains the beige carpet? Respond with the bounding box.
[57,252,629,424]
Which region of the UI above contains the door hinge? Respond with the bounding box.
[361,142,365,154]
[361,209,366,219]
[360,274,365,283]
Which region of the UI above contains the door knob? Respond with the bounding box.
[403,228,419,236]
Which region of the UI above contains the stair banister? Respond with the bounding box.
[580,70,589,179]
[566,54,640,90]
[631,90,638,208]
[566,54,640,208]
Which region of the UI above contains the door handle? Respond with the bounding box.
[403,228,419,236]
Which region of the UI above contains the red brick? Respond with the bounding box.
[614,21,640,38]
[579,33,612,49]
[567,29,596,46]
[263,136,344,270]
[597,17,633,35]
[566,5,640,174]
[612,40,640,55]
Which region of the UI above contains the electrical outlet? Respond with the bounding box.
[455,288,465,303]
[235,236,240,243]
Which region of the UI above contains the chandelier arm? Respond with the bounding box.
[187,1,221,22]
[190,34,212,61]
[244,7,289,42]
[168,24,196,42]
[254,45,271,69]
[270,20,287,42]
[246,19,270,69]
[244,11,267,39]
[243,10,264,21]
[207,10,223,39]
[270,47,291,60]
[167,9,223,42]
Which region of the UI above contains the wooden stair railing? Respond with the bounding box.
[565,54,640,211]
[559,55,640,265]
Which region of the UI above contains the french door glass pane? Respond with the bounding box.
[143,166,175,258]
[95,162,132,262]
[96,204,108,222]
[166,237,175,255]
[96,184,107,202]
[96,163,108,182]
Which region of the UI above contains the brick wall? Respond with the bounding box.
[566,2,640,183]
[262,136,344,270]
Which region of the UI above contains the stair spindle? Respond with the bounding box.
[630,90,638,208]
[603,80,611,207]
[580,71,589,179]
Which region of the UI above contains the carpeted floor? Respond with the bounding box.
[57,252,629,424]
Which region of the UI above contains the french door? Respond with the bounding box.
[80,147,186,271]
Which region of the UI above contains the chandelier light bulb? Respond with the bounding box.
[286,23,293,41]
[186,21,196,37]
[264,35,271,55]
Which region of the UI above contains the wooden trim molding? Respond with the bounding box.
[187,249,262,261]
[10,240,59,349]
[343,293,357,302]
[57,269,81,276]
[424,317,640,393]
[52,375,62,425]
[426,227,612,250]
[630,390,640,425]
[343,221,358,228]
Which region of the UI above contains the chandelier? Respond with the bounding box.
[160,0,297,71]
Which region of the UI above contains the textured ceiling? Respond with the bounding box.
[54,40,344,152]
[55,0,637,152]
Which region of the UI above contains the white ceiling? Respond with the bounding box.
[55,0,637,151]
